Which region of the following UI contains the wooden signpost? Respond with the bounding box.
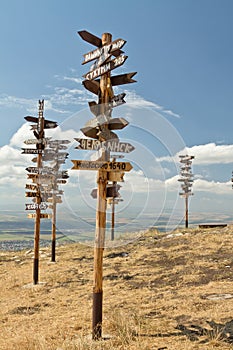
[22,100,70,282]
[73,30,136,340]
[178,155,195,228]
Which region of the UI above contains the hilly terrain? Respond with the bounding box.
[1,226,233,349]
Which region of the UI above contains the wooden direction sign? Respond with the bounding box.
[80,118,128,140]
[27,213,51,219]
[82,73,137,95]
[111,72,137,86]
[24,137,51,145]
[91,184,121,199]
[48,197,62,204]
[57,179,67,184]
[75,138,135,153]
[22,148,43,154]
[83,55,128,81]
[110,93,126,107]
[25,116,58,129]
[25,184,38,191]
[82,38,126,65]
[82,79,100,95]
[25,203,48,210]
[71,160,132,172]
[25,192,38,197]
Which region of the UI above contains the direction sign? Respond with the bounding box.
[83,79,100,95]
[75,138,135,153]
[71,160,133,172]
[25,192,38,197]
[82,72,137,95]
[25,116,58,129]
[22,148,43,154]
[27,213,51,219]
[91,184,121,199]
[25,203,48,210]
[110,93,126,107]
[82,38,126,65]
[48,197,62,204]
[83,55,128,81]
[57,180,67,184]
[25,184,38,191]
[111,72,137,86]
[24,137,51,145]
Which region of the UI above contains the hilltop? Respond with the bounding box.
[1,226,233,349]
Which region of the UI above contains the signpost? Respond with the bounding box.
[178,155,195,228]
[71,160,132,172]
[75,139,135,153]
[73,30,136,340]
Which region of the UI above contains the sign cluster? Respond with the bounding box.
[73,30,137,340]
[72,31,136,207]
[178,155,195,197]
[178,155,195,228]
[22,100,70,281]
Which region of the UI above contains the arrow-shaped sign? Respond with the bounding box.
[27,213,51,219]
[75,138,135,153]
[80,118,128,140]
[25,203,48,210]
[82,72,137,95]
[83,55,128,81]
[71,160,133,172]
[82,38,126,65]
[22,148,43,154]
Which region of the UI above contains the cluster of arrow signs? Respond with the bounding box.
[178,155,195,197]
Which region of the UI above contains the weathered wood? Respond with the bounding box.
[82,38,126,64]
[83,55,128,80]
[75,139,135,153]
[111,72,137,86]
[71,160,132,172]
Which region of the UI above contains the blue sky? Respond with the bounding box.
[1,0,233,224]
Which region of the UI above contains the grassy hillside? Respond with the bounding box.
[1,226,233,349]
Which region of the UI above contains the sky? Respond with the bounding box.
[1,0,233,227]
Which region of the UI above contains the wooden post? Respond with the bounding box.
[92,32,112,340]
[185,195,188,228]
[51,199,57,262]
[33,100,44,285]
[111,182,116,241]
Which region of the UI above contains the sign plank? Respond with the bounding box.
[25,203,48,210]
[27,213,51,219]
[111,72,137,86]
[25,192,38,197]
[82,38,126,64]
[25,184,38,191]
[83,55,128,81]
[83,80,100,95]
[78,30,102,48]
[75,139,135,153]
[22,148,43,154]
[71,160,132,172]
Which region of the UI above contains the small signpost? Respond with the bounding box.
[22,100,70,282]
[73,30,136,340]
[178,155,195,228]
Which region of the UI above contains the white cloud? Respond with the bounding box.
[193,178,231,194]
[158,143,233,165]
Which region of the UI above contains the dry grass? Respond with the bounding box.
[1,226,233,349]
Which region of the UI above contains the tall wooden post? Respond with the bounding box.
[92,32,112,340]
[111,182,116,241]
[33,100,44,284]
[185,195,188,228]
[51,199,57,262]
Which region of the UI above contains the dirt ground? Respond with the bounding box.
[1,226,233,349]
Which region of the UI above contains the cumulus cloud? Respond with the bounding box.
[158,143,233,165]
